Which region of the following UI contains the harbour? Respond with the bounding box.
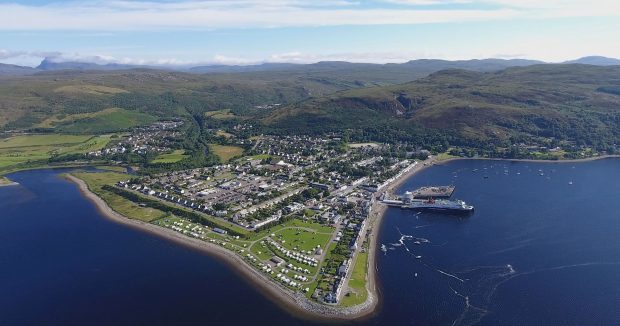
[381,185,474,213]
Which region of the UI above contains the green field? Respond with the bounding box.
[0,134,93,148]
[340,252,369,307]
[209,144,244,162]
[151,150,188,163]
[54,108,156,133]
[54,84,128,95]
[94,165,128,172]
[434,151,458,162]
[274,227,332,252]
[71,171,166,222]
[0,134,113,174]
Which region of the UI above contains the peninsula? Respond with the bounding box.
[62,135,439,320]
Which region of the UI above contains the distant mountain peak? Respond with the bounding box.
[36,57,137,71]
[564,56,620,66]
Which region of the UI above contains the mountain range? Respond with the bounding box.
[0,56,618,77]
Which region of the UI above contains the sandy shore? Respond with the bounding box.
[0,176,19,187]
[65,174,379,322]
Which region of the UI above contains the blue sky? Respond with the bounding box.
[1,0,619,66]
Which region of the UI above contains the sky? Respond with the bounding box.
[1,0,620,67]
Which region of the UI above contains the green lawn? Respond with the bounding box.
[250,241,275,261]
[274,227,332,252]
[434,151,458,162]
[151,150,188,163]
[71,171,166,222]
[340,252,369,307]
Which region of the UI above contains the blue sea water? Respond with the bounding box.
[1,159,619,325]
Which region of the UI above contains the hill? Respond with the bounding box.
[0,58,544,131]
[264,64,620,151]
[36,58,140,71]
[0,63,38,76]
[564,56,620,66]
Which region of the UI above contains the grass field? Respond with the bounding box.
[94,165,128,172]
[151,150,188,163]
[36,108,126,129]
[0,134,93,148]
[72,171,166,222]
[54,85,128,95]
[0,134,113,174]
[340,251,369,307]
[434,151,458,162]
[209,144,244,162]
[274,227,332,252]
[53,108,156,133]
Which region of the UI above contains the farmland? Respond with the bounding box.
[0,134,113,174]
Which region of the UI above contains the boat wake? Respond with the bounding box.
[385,229,597,326]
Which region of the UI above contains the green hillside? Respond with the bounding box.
[264,64,620,151]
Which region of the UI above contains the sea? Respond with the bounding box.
[1,159,619,325]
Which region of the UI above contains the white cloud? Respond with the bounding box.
[0,49,26,59]
[0,1,522,31]
[0,1,615,31]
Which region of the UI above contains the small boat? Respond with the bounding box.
[483,175,489,179]
[568,181,573,185]
[380,244,387,252]
[415,255,422,259]
[414,241,421,245]
[414,273,418,277]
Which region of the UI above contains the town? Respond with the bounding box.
[107,134,419,306]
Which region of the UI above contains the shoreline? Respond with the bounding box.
[65,174,379,322]
[0,176,19,187]
[20,154,620,322]
[440,154,620,165]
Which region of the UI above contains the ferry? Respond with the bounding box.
[382,195,474,213]
[405,197,474,212]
